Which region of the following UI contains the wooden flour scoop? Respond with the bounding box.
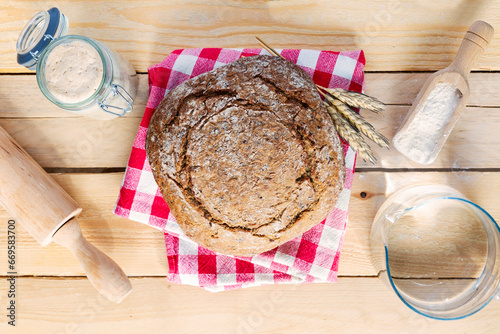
[393,21,494,164]
[0,126,131,303]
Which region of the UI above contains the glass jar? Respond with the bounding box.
[16,7,138,120]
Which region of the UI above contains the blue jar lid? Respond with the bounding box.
[16,7,69,70]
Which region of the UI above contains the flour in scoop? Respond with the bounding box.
[393,83,462,164]
[44,39,103,103]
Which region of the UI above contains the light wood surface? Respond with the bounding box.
[2,0,500,72]
[0,124,131,302]
[1,74,500,169]
[2,1,500,333]
[1,171,499,278]
[1,277,500,334]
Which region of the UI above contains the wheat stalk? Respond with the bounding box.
[321,93,390,149]
[255,37,285,59]
[318,86,385,113]
[325,105,377,164]
[255,36,388,164]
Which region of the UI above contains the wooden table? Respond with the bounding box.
[1,1,500,333]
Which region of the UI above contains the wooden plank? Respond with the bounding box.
[0,117,141,168]
[0,173,168,277]
[1,71,499,168]
[2,1,500,73]
[1,72,499,119]
[0,104,496,169]
[1,171,499,277]
[357,105,500,169]
[1,72,500,169]
[364,72,500,107]
[0,74,149,118]
[0,276,499,333]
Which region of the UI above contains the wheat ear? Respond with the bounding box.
[325,105,377,164]
[323,94,390,149]
[255,36,385,164]
[318,86,386,113]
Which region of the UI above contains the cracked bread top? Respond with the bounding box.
[146,55,345,256]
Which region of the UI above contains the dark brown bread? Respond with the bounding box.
[146,55,345,256]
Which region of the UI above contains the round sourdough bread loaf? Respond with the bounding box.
[146,55,345,256]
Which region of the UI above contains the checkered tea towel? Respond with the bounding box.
[114,48,365,291]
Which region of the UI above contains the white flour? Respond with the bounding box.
[393,82,462,164]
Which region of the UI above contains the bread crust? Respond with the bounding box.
[146,55,345,256]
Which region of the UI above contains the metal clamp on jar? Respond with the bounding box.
[16,7,138,120]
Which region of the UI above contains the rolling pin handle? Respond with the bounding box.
[52,218,132,303]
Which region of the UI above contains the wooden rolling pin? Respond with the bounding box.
[0,125,132,303]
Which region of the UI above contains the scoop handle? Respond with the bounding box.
[449,20,494,77]
[52,218,132,303]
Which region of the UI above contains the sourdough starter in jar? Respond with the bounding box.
[37,35,138,120]
[44,39,104,103]
[16,8,138,120]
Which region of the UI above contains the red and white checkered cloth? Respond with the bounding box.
[114,48,365,291]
